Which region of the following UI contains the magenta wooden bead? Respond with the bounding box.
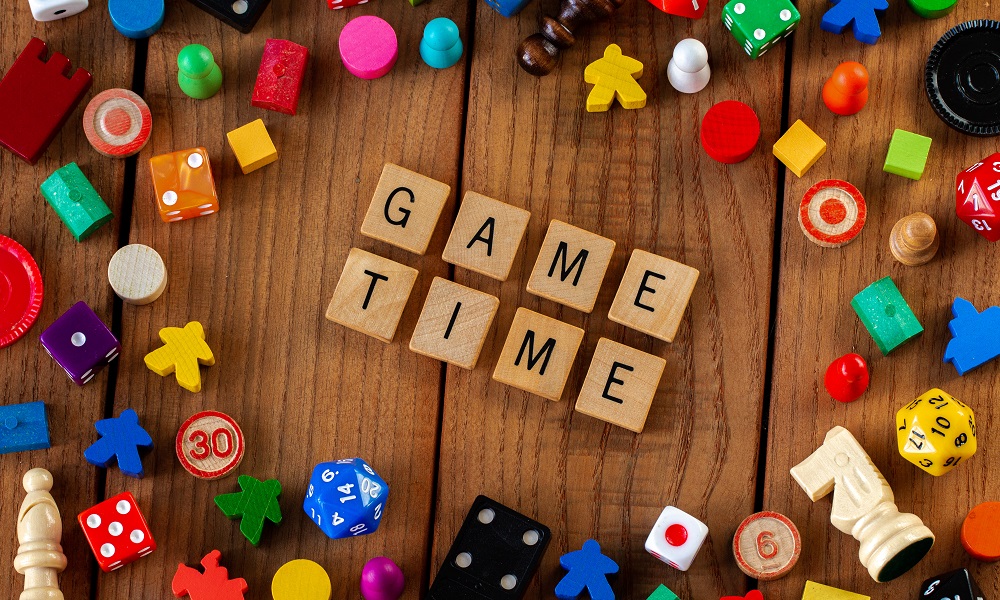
[360,556,404,600]
[339,16,397,79]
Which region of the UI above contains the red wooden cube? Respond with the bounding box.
[957,153,1000,242]
[149,147,219,223]
[251,39,308,116]
[78,491,156,571]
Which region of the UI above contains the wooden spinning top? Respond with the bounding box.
[890,212,939,266]
[15,468,66,600]
[517,0,627,76]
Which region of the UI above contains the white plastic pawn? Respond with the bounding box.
[667,38,710,94]
[15,468,66,600]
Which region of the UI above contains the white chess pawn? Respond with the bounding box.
[667,38,711,94]
[15,468,67,600]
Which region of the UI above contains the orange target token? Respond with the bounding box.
[798,179,867,248]
[176,411,244,480]
[961,502,1000,561]
[733,511,801,580]
[83,88,152,158]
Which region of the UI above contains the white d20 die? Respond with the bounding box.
[28,0,88,21]
[644,505,709,571]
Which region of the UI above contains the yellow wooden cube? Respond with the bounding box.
[773,120,826,178]
[802,581,870,600]
[226,119,278,174]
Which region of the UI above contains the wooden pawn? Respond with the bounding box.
[15,468,67,600]
[890,212,939,266]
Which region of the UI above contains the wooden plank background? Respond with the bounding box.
[0,0,996,598]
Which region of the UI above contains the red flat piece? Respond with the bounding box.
[0,235,44,349]
[0,38,93,164]
[700,101,761,164]
[251,39,308,116]
[798,179,867,248]
[83,88,152,157]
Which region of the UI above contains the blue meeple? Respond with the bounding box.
[303,458,388,539]
[84,408,153,478]
[820,0,888,45]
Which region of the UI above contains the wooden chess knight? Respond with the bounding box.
[15,468,67,600]
[517,0,627,76]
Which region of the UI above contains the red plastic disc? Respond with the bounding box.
[83,88,152,158]
[700,101,761,164]
[0,234,43,349]
[798,179,867,248]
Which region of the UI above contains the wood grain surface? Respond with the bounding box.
[0,0,995,599]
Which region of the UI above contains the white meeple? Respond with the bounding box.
[667,38,711,94]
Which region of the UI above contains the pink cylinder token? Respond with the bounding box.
[339,16,398,79]
[82,88,152,158]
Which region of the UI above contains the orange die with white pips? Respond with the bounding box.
[149,147,219,223]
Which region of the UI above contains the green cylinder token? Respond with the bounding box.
[906,0,957,19]
[39,163,113,242]
[177,44,223,99]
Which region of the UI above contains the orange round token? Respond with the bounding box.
[798,179,867,248]
[83,88,152,158]
[733,511,801,580]
[176,411,244,480]
[961,502,1000,561]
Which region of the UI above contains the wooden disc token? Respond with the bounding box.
[733,511,801,580]
[961,502,1000,561]
[108,244,167,305]
[798,179,867,248]
[175,411,245,480]
[0,234,43,349]
[83,88,152,158]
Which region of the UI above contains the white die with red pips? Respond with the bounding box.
[644,506,709,571]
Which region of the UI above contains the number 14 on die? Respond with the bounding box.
[303,458,389,540]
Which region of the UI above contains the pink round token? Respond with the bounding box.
[83,88,152,158]
[339,16,398,80]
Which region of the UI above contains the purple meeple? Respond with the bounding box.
[40,301,120,385]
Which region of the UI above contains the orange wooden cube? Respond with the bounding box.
[149,147,219,223]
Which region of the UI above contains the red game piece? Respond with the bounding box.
[0,234,43,349]
[645,0,705,19]
[798,179,866,248]
[700,101,761,164]
[956,154,1000,242]
[78,491,156,571]
[722,592,764,600]
[822,61,869,116]
[0,38,92,164]
[175,411,245,480]
[328,0,369,8]
[173,550,248,600]
[252,39,308,116]
[824,353,869,403]
[961,502,1000,562]
[83,88,152,157]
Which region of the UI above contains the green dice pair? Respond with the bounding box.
[40,163,113,241]
[722,0,801,59]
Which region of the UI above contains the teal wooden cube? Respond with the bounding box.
[884,129,932,180]
[722,0,800,59]
[40,163,112,241]
[851,276,923,355]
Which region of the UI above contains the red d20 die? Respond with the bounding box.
[78,491,156,571]
[956,153,1000,242]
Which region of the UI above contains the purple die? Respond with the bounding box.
[40,302,120,385]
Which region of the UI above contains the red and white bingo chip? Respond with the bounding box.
[83,88,152,158]
[0,234,43,349]
[798,179,867,248]
[175,411,245,480]
[733,511,801,580]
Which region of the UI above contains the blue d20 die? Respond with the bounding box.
[303,457,388,539]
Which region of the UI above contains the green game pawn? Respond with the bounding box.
[177,44,222,99]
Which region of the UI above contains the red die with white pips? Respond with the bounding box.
[644,506,709,571]
[78,491,156,572]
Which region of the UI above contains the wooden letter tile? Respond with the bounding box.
[574,338,666,433]
[409,277,500,369]
[608,249,699,342]
[325,248,418,343]
[441,191,531,281]
[526,220,616,313]
[492,308,584,401]
[360,163,451,255]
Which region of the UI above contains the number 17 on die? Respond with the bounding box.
[303,458,388,539]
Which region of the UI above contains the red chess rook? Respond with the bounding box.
[956,154,1000,242]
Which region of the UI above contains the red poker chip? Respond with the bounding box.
[0,234,43,348]
[700,101,761,164]
[83,88,152,158]
[798,179,867,248]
